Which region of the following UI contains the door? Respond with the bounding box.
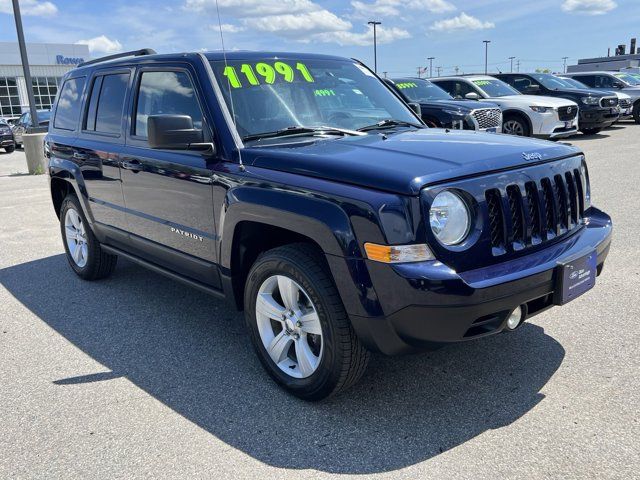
[74,69,132,238]
[121,66,219,287]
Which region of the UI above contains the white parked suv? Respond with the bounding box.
[431,75,579,139]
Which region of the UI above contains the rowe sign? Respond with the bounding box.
[56,55,85,65]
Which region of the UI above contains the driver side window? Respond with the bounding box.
[595,75,613,88]
[452,81,475,99]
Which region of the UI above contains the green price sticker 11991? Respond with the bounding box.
[223,62,315,88]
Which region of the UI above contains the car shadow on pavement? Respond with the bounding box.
[0,255,565,474]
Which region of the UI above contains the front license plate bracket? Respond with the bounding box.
[553,250,597,305]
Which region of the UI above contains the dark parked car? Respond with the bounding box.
[493,73,619,135]
[46,49,612,400]
[0,119,15,153]
[559,76,634,121]
[385,77,502,132]
[12,110,51,147]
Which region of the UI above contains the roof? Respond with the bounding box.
[431,75,495,81]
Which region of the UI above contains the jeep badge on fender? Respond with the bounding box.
[45,49,612,400]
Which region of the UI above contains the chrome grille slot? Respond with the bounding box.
[506,185,525,249]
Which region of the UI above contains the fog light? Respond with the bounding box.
[506,306,524,330]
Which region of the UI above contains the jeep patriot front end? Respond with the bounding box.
[46,49,612,400]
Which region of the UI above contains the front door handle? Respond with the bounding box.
[121,159,143,172]
[72,152,89,161]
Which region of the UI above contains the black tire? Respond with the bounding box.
[633,102,640,124]
[5,146,15,153]
[59,194,117,280]
[244,243,370,401]
[580,127,602,135]
[502,114,531,137]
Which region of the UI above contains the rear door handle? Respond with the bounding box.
[121,159,143,172]
[72,152,89,161]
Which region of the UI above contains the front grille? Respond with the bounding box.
[600,96,618,108]
[471,108,502,130]
[557,105,578,121]
[485,167,586,256]
[619,98,631,109]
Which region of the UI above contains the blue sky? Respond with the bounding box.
[1,0,639,76]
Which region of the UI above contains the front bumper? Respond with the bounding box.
[533,111,578,139]
[1,135,15,147]
[349,207,612,355]
[579,106,619,129]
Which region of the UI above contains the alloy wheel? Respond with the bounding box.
[255,275,323,378]
[64,208,88,268]
[503,120,525,136]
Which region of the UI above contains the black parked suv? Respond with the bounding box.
[0,119,15,153]
[493,73,620,135]
[385,77,502,132]
[46,50,612,400]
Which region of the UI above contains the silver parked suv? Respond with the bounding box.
[563,71,640,123]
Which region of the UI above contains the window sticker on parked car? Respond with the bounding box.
[222,61,315,88]
[314,89,336,96]
[396,82,418,89]
[473,80,491,86]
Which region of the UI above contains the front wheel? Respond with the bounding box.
[4,146,15,153]
[502,115,531,137]
[244,244,370,401]
[60,194,117,280]
[580,127,602,135]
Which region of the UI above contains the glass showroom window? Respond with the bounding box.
[31,77,60,110]
[0,77,22,117]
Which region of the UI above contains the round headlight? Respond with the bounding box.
[429,190,471,245]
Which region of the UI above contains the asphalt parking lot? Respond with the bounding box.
[1,126,639,479]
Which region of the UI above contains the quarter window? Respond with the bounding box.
[85,73,130,135]
[134,71,203,138]
[54,77,85,131]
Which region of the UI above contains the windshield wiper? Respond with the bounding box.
[357,119,423,132]
[243,125,365,143]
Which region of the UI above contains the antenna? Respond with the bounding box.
[214,0,244,170]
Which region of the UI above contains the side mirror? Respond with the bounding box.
[408,102,422,116]
[464,92,480,100]
[147,114,213,152]
[524,85,541,94]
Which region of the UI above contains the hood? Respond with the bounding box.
[489,94,577,107]
[549,87,611,98]
[245,129,580,195]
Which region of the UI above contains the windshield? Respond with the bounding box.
[614,73,640,86]
[560,77,589,89]
[211,58,418,140]
[530,73,574,90]
[472,79,519,97]
[391,78,452,101]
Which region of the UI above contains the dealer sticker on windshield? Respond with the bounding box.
[554,250,597,305]
[222,61,315,88]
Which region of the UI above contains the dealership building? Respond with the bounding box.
[0,42,90,119]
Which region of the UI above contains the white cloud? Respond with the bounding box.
[315,25,411,46]
[217,23,245,33]
[76,35,122,54]
[185,0,317,17]
[0,0,57,16]
[351,0,455,17]
[245,10,351,35]
[429,12,494,32]
[561,0,617,15]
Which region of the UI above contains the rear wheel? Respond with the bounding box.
[580,127,602,135]
[244,244,369,400]
[4,146,15,153]
[502,115,530,137]
[60,194,117,280]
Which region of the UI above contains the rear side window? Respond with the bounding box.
[54,77,85,130]
[134,71,203,138]
[576,75,596,87]
[84,73,130,135]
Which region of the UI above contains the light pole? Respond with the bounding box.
[562,56,569,73]
[436,66,442,77]
[483,40,491,74]
[427,57,435,78]
[11,0,39,127]
[368,20,381,73]
[509,56,516,73]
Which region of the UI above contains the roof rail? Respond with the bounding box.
[77,48,157,68]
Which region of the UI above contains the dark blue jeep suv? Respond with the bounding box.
[46,49,612,400]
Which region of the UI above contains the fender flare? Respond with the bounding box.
[49,157,96,226]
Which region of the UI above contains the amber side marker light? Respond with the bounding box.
[364,243,435,263]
